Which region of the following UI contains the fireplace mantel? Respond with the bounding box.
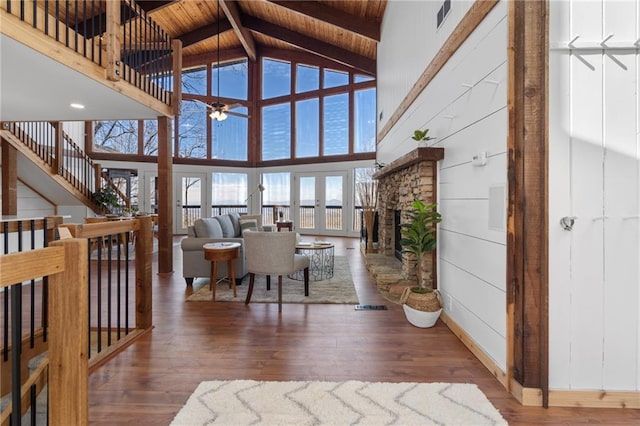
[373,147,444,180]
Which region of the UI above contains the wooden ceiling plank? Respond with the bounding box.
[268,0,380,42]
[219,0,257,61]
[243,16,375,75]
[137,1,178,14]
[178,19,233,48]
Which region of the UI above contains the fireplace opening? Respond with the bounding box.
[394,210,402,260]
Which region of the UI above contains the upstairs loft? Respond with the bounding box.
[0,0,179,122]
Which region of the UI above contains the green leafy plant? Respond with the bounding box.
[91,186,119,213]
[411,129,435,144]
[399,199,442,291]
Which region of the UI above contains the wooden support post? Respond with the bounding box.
[171,39,183,116]
[157,116,173,273]
[48,238,88,425]
[105,0,122,81]
[135,216,153,329]
[507,0,549,407]
[52,121,63,175]
[94,163,102,192]
[1,139,18,215]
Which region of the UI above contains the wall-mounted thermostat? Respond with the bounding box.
[472,151,488,166]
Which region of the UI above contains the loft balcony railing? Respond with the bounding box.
[1,0,178,109]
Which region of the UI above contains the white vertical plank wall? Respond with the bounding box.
[377,1,508,370]
[549,0,640,391]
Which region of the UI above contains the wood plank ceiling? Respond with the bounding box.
[140,0,386,75]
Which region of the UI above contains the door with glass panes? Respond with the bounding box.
[294,172,348,235]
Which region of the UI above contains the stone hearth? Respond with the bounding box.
[373,147,444,285]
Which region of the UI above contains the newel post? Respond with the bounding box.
[135,215,153,329]
[47,238,88,425]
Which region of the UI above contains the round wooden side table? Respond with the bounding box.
[203,242,241,300]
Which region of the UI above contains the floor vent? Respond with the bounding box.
[354,305,387,311]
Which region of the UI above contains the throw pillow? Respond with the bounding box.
[239,219,258,234]
[193,218,223,238]
[214,215,235,238]
[227,212,242,237]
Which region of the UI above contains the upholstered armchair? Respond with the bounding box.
[243,231,310,312]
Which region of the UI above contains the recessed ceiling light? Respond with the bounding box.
[70,103,85,109]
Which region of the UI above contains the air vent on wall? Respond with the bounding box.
[437,0,451,29]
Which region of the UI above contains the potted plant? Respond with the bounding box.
[91,186,119,214]
[411,129,435,147]
[399,199,443,328]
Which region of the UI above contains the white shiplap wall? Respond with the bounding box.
[377,1,508,370]
[549,0,640,391]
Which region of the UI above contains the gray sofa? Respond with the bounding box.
[181,213,273,286]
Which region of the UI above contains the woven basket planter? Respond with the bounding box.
[400,288,442,328]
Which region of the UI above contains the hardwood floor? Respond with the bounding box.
[88,236,640,425]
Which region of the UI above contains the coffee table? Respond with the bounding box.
[290,242,334,281]
[203,242,241,300]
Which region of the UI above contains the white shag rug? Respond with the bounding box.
[171,380,508,425]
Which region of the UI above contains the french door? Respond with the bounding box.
[174,172,208,234]
[294,171,348,235]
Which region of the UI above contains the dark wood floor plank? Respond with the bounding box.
[87,236,640,425]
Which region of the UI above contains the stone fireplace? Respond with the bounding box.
[373,147,444,284]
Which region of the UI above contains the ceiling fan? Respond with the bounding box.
[192,99,249,120]
[194,0,250,122]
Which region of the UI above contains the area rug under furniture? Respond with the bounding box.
[187,256,358,304]
[170,379,508,426]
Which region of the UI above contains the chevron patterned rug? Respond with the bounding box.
[170,380,508,425]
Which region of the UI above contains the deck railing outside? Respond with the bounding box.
[180,204,364,233]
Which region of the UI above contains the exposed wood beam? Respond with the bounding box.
[177,19,233,48]
[268,0,380,42]
[137,1,177,14]
[182,47,247,69]
[219,0,257,61]
[243,16,375,75]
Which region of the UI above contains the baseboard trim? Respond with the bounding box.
[439,311,508,388]
[440,312,640,408]
[548,389,640,409]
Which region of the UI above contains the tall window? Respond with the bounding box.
[182,66,207,95]
[295,98,319,158]
[212,107,248,161]
[262,172,290,222]
[354,88,376,153]
[262,103,291,160]
[261,57,376,162]
[93,120,138,154]
[323,93,349,155]
[262,58,291,99]
[213,60,248,100]
[178,100,206,159]
[211,173,247,214]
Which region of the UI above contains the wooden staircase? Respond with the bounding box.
[0,121,129,213]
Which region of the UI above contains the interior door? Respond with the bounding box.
[294,171,348,235]
[174,172,208,234]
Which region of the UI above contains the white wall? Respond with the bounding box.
[549,0,640,391]
[378,0,508,370]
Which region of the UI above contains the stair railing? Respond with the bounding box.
[1,121,130,213]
